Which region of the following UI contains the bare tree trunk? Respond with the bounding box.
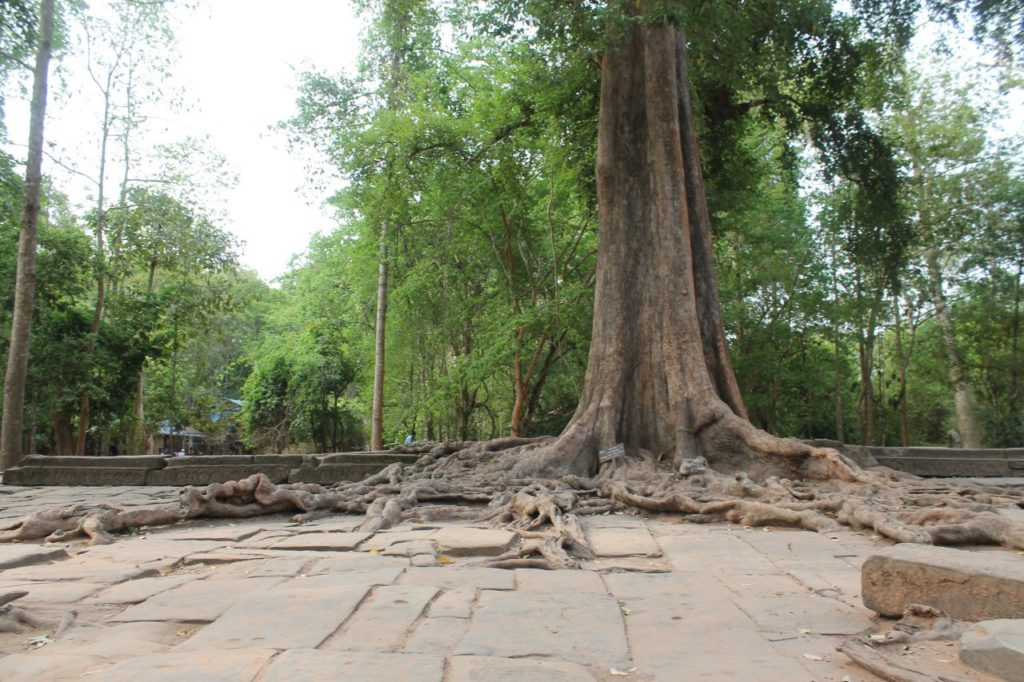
[1011,258,1022,438]
[893,294,910,447]
[514,19,821,480]
[0,0,55,472]
[371,224,388,450]
[926,246,981,448]
[130,259,157,453]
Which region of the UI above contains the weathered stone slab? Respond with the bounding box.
[862,544,1024,620]
[146,465,290,486]
[81,539,229,570]
[181,551,268,565]
[152,525,263,542]
[735,595,874,639]
[455,590,630,669]
[411,553,437,567]
[262,650,444,682]
[404,616,469,653]
[604,573,815,681]
[873,456,1011,477]
[307,553,408,579]
[0,653,109,682]
[361,529,437,551]
[0,544,68,570]
[43,621,174,657]
[448,656,598,682]
[431,526,514,557]
[515,567,607,593]
[176,581,370,651]
[383,539,437,557]
[323,584,438,652]
[291,516,364,533]
[4,580,105,602]
[165,455,253,466]
[252,453,308,466]
[102,649,276,682]
[270,531,370,551]
[3,466,149,486]
[20,454,167,469]
[960,619,1024,682]
[317,452,420,465]
[400,566,514,590]
[428,587,477,618]
[210,556,312,579]
[88,574,198,604]
[110,577,284,622]
[0,559,159,584]
[289,463,390,483]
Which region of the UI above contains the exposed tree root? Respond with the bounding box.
[1,439,1023,572]
[0,591,77,636]
[839,605,972,682]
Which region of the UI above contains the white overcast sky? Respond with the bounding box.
[6,0,366,282]
[3,3,1019,283]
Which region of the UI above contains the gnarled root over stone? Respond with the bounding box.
[1,438,1023,570]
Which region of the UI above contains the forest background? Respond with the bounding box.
[0,0,1021,460]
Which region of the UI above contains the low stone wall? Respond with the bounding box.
[809,440,1024,478]
[4,443,1022,485]
[1,451,422,487]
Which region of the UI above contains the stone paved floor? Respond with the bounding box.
[0,485,1004,681]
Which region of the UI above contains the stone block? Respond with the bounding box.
[448,656,598,682]
[0,653,109,682]
[110,576,285,623]
[289,463,386,483]
[872,456,1010,477]
[88,575,199,604]
[399,566,514,591]
[270,531,370,551]
[404,616,469,653]
[583,516,662,557]
[455,590,630,669]
[177,582,371,651]
[960,619,1024,682]
[146,465,290,486]
[263,650,444,682]
[0,544,68,570]
[862,544,1024,620]
[252,453,307,466]
[432,526,515,557]
[165,455,252,467]
[321,584,438,651]
[20,454,167,469]
[102,649,277,682]
[317,452,420,465]
[3,466,149,486]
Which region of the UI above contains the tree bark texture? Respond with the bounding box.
[0,0,55,471]
[371,224,389,451]
[516,19,816,481]
[925,246,981,448]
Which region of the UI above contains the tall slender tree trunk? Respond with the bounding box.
[130,259,158,453]
[1010,258,1022,438]
[515,18,821,481]
[371,225,388,450]
[0,0,55,471]
[893,294,911,446]
[925,246,981,448]
[76,98,116,456]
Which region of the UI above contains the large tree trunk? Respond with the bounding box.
[925,246,981,448]
[0,0,55,471]
[370,224,388,450]
[515,19,817,481]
